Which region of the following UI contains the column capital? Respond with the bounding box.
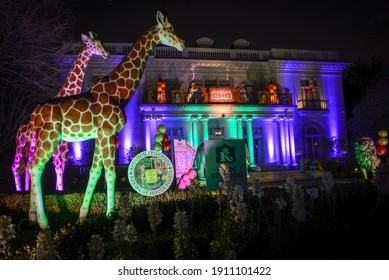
[201,114,209,120]
[191,114,199,120]
[245,114,253,121]
[235,114,243,120]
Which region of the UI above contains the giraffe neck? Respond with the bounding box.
[92,27,159,100]
[55,45,92,98]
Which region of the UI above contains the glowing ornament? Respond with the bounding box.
[157,124,167,134]
[162,141,171,152]
[162,134,169,143]
[153,142,162,151]
[378,130,388,138]
[377,145,387,155]
[378,137,388,146]
[154,133,163,142]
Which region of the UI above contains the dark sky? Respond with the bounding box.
[75,0,389,62]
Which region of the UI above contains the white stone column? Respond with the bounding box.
[202,114,209,142]
[246,115,255,168]
[288,119,296,165]
[191,114,199,148]
[277,120,285,165]
[236,115,243,139]
[144,115,151,150]
[283,120,290,165]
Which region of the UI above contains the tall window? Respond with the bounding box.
[300,78,321,109]
[305,127,320,158]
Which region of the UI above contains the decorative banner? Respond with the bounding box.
[128,150,174,196]
[209,88,234,103]
[204,139,248,192]
[267,82,278,105]
[157,80,167,103]
[173,139,197,181]
[186,141,197,169]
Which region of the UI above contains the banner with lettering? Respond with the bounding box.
[204,139,248,191]
[173,139,197,181]
[209,88,234,103]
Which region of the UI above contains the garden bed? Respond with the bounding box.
[0,176,388,260]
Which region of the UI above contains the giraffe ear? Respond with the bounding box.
[156,10,165,25]
[81,34,89,43]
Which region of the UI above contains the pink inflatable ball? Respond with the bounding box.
[178,180,187,190]
[188,169,197,179]
[182,174,190,182]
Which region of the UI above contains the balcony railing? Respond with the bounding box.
[297,99,328,110]
[64,43,339,62]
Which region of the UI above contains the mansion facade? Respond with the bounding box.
[59,38,350,169]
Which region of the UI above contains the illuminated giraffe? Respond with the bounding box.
[18,11,185,230]
[12,32,109,192]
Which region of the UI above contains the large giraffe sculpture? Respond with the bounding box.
[18,11,185,230]
[12,32,109,192]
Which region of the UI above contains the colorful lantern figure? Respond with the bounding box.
[157,79,167,103]
[267,81,278,105]
[354,137,381,180]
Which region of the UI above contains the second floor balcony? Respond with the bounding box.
[297,99,328,110]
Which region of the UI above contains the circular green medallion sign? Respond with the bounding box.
[128,150,175,196]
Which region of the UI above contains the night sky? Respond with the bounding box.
[75,0,389,62]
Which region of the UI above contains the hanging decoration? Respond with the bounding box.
[153,124,170,152]
[376,129,388,155]
[157,79,167,103]
[267,81,278,105]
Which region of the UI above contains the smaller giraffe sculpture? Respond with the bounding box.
[18,11,185,230]
[12,32,109,192]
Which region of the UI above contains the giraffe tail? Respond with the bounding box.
[17,119,35,176]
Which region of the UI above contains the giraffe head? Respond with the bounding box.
[81,31,110,59]
[154,10,185,51]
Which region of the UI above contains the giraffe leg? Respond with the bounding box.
[101,135,117,217]
[79,141,103,219]
[29,127,60,230]
[52,141,68,191]
[24,135,36,192]
[11,154,23,192]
